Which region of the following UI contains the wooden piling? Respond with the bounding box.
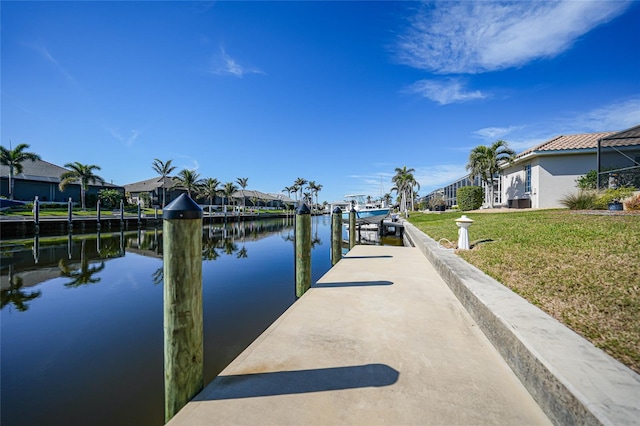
[331,206,342,266]
[97,199,101,229]
[34,196,40,234]
[295,203,311,298]
[349,207,357,250]
[68,197,73,229]
[162,194,204,422]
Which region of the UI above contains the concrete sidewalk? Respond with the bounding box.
[168,245,550,425]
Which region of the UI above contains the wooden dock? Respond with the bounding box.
[167,245,550,425]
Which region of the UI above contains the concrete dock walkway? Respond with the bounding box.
[168,245,550,425]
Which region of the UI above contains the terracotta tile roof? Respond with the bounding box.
[515,131,616,159]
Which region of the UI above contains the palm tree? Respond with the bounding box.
[59,162,105,210]
[200,177,220,207]
[307,181,322,213]
[466,140,515,208]
[382,192,392,207]
[152,158,176,208]
[222,181,239,214]
[0,143,41,200]
[291,184,300,202]
[294,177,308,204]
[173,169,202,198]
[392,166,418,215]
[236,177,249,213]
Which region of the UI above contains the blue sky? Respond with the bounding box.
[2,1,639,203]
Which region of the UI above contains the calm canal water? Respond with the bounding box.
[1,216,402,426]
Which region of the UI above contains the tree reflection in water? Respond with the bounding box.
[59,239,106,288]
[0,266,42,312]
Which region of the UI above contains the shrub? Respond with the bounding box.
[457,186,483,211]
[428,194,445,210]
[576,169,598,189]
[593,187,635,210]
[624,193,640,211]
[560,191,596,210]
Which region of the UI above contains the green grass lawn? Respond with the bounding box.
[409,210,640,374]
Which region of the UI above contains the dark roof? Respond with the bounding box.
[124,176,175,193]
[599,124,640,148]
[0,159,118,187]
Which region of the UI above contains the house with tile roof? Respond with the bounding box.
[0,159,122,204]
[501,127,640,209]
[421,125,640,210]
[124,176,187,207]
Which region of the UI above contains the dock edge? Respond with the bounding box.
[402,221,640,426]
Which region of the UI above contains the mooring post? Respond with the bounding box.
[67,197,73,230]
[349,204,357,250]
[33,196,40,234]
[295,203,311,298]
[162,193,204,423]
[96,199,101,229]
[137,200,142,225]
[120,199,125,228]
[331,206,342,266]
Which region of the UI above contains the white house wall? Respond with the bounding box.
[503,153,596,209]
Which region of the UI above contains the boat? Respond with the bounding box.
[339,194,390,225]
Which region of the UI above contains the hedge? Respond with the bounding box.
[457,186,484,211]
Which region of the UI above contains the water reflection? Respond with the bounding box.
[0,266,42,312]
[59,240,106,288]
[0,216,402,426]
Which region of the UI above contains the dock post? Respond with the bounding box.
[295,203,311,298]
[120,199,124,228]
[96,199,101,229]
[331,206,342,265]
[67,197,73,230]
[33,196,40,234]
[162,194,204,422]
[349,205,357,250]
[137,200,142,226]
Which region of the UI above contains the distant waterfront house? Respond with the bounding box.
[124,176,187,207]
[0,159,122,204]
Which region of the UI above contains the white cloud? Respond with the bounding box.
[397,1,630,74]
[108,128,140,146]
[414,164,469,192]
[470,96,640,154]
[474,126,521,141]
[404,78,485,105]
[559,97,640,133]
[211,47,264,77]
[29,43,78,84]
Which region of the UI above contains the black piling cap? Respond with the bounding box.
[296,203,311,215]
[163,193,203,220]
[332,206,342,214]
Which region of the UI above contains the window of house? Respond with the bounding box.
[524,164,531,193]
